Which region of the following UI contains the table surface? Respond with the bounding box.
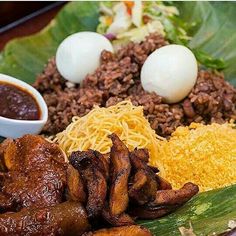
[0,3,64,51]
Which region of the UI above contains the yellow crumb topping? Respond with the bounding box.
[151,122,236,192]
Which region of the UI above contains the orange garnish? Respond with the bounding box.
[105,16,113,26]
[124,1,134,15]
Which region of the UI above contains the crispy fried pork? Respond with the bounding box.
[108,134,131,216]
[70,150,107,218]
[0,201,90,236]
[0,135,67,212]
[83,225,153,236]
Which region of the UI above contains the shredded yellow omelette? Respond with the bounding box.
[152,122,236,192]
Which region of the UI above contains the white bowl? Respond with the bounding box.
[0,74,48,138]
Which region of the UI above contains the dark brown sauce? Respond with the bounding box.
[0,82,40,120]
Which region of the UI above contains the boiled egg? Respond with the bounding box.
[56,32,113,83]
[141,44,198,103]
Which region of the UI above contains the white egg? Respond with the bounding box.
[141,44,198,104]
[56,32,113,83]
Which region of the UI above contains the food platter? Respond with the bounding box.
[0,2,236,235]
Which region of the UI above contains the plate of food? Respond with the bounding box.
[0,1,236,235]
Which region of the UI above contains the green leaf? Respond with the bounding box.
[176,2,236,86]
[140,184,236,235]
[193,49,227,70]
[0,2,99,84]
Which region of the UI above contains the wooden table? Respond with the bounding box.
[0,2,65,51]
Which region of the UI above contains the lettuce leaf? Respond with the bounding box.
[176,1,236,86]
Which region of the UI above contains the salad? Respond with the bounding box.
[97,1,226,70]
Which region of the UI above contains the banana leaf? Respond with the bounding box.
[175,1,236,86]
[0,2,236,235]
[0,1,99,84]
[140,184,236,235]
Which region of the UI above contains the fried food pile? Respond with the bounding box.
[69,134,199,231]
[0,135,90,236]
[0,134,199,236]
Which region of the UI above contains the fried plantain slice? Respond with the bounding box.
[108,134,131,216]
[102,207,134,226]
[131,149,171,191]
[70,150,107,218]
[93,151,110,180]
[130,182,199,219]
[0,201,90,236]
[66,165,86,202]
[83,225,153,236]
[156,176,172,190]
[129,204,177,219]
[132,149,149,163]
[129,150,157,204]
[149,182,199,206]
[129,170,147,193]
[148,166,159,174]
[129,169,149,205]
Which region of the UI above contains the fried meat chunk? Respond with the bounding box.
[102,207,134,226]
[0,135,67,211]
[70,150,107,218]
[93,150,110,180]
[156,176,172,190]
[0,138,12,172]
[129,150,157,205]
[150,182,199,206]
[130,182,199,219]
[0,192,14,212]
[108,134,131,216]
[129,204,177,219]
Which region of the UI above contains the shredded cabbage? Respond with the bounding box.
[97,1,184,46]
[117,21,165,43]
[107,3,132,35]
[131,1,142,27]
[96,1,226,70]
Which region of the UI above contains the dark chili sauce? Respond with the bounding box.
[0,82,40,120]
